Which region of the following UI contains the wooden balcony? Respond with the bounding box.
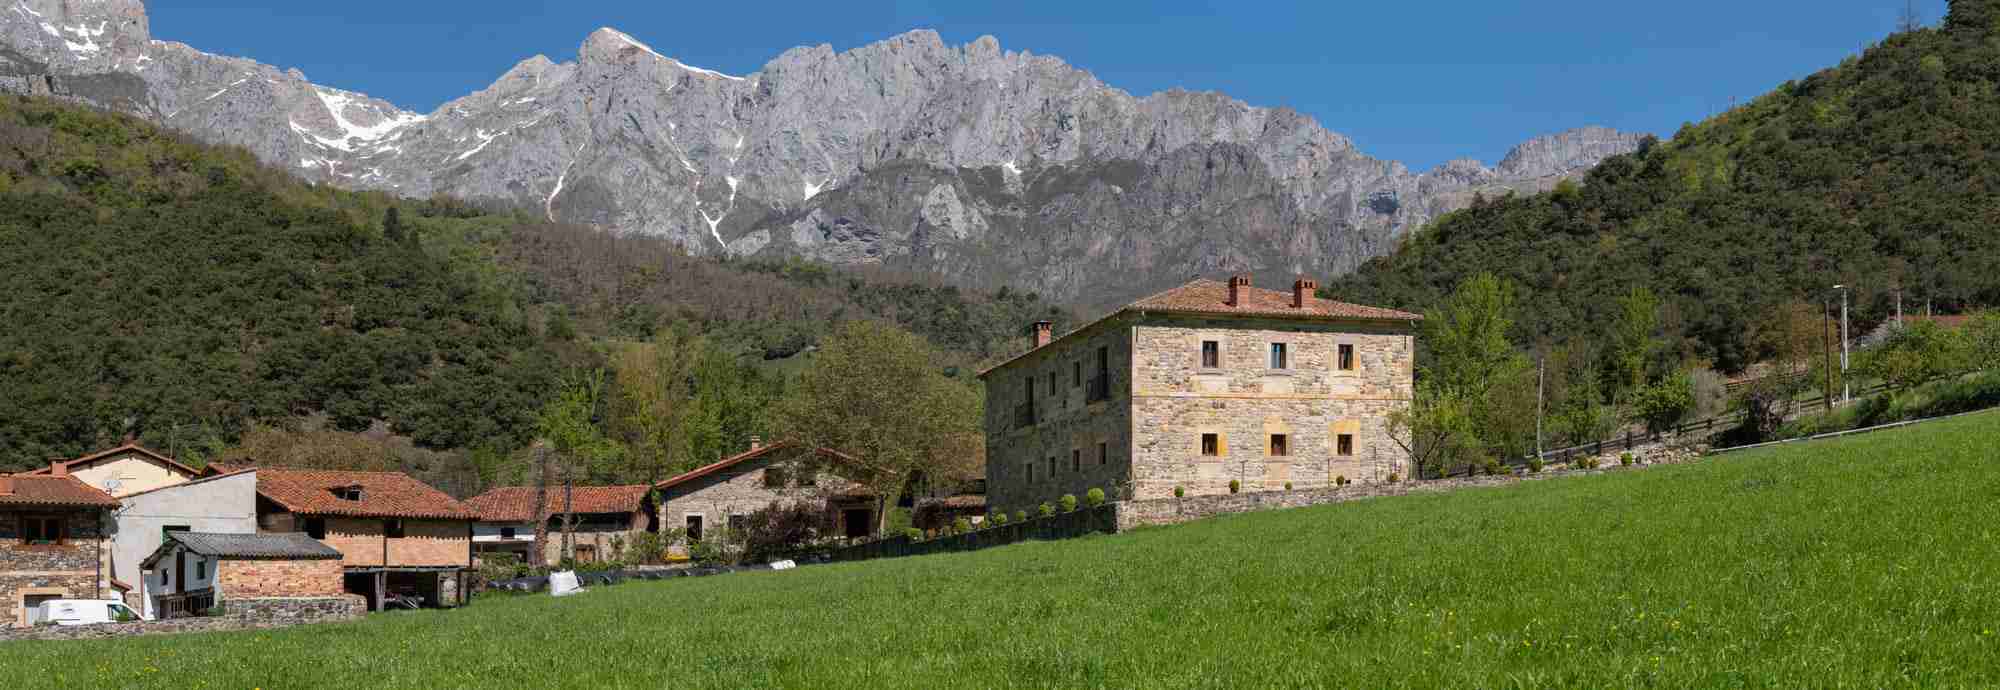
[155,588,215,619]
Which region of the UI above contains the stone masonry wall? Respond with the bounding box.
[984,316,1134,514]
[0,595,365,642]
[1128,315,1414,500]
[2,510,107,628]
[215,558,344,598]
[660,454,863,550]
[1115,444,1703,530]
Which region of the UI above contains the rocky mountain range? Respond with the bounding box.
[1,0,1646,306]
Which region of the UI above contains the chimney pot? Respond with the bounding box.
[47,457,68,477]
[1227,275,1253,306]
[1032,321,1053,348]
[749,435,763,452]
[0,475,13,495]
[1292,277,1319,308]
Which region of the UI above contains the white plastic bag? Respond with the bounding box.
[549,570,585,597]
[769,560,796,571]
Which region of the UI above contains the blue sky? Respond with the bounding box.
[149,0,1929,171]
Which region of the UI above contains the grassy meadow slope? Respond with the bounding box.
[5,413,1997,687]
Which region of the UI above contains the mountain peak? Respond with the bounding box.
[579,27,745,81]
[1495,126,1646,179]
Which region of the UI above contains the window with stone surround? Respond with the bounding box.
[1338,343,1356,371]
[1337,434,1354,456]
[1071,449,1081,472]
[1072,360,1081,387]
[1098,442,1108,466]
[1270,434,1289,457]
[1047,456,1057,478]
[1201,340,1220,368]
[1201,433,1220,457]
[20,515,65,545]
[1025,462,1035,483]
[1269,342,1289,369]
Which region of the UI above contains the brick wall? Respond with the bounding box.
[316,517,469,568]
[215,558,343,598]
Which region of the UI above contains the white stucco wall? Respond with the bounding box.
[109,471,257,619]
[69,453,194,497]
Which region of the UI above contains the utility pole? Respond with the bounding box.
[1824,301,1836,412]
[1895,287,1904,327]
[1535,355,1545,459]
[1836,284,1852,403]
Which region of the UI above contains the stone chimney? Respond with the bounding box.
[47,457,68,477]
[1033,321,1053,348]
[748,435,763,452]
[1227,275,1253,306]
[1293,277,1319,308]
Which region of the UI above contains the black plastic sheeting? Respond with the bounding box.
[481,556,829,593]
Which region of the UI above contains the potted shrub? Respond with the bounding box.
[1228,479,1241,494]
[1085,487,1106,507]
[1059,494,1078,512]
[1038,502,1055,518]
[1173,485,1185,498]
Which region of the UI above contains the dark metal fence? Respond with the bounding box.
[1511,381,1893,471]
[825,504,1117,563]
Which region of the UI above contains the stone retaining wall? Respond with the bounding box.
[1114,444,1704,530]
[0,595,365,643]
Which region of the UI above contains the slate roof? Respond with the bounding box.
[978,277,1422,378]
[256,468,475,520]
[22,442,200,478]
[155,532,343,562]
[0,475,120,509]
[463,485,653,523]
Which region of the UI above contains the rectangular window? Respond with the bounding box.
[1025,463,1035,483]
[1048,456,1057,477]
[1072,360,1082,387]
[383,519,405,539]
[686,515,704,543]
[196,560,206,580]
[1270,434,1289,457]
[1048,371,1058,396]
[1201,433,1220,457]
[1098,442,1109,466]
[304,517,327,540]
[1071,449,1081,472]
[1201,340,1220,368]
[500,526,516,540]
[1338,343,1356,371]
[1337,434,1355,457]
[21,516,65,545]
[1269,343,1288,369]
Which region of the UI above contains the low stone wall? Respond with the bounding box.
[0,595,366,643]
[1114,445,1705,531]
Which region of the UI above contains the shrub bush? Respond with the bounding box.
[741,501,827,563]
[1335,475,1348,487]
[1620,452,1635,467]
[953,517,972,534]
[1387,473,1400,484]
[1173,485,1185,498]
[1038,502,1055,518]
[1228,479,1241,494]
[1284,481,1293,491]
[1085,487,1106,507]
[1013,510,1028,523]
[904,527,922,541]
[1527,457,1545,473]
[992,512,1009,526]
[1059,494,1078,512]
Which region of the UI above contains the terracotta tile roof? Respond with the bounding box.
[256,468,474,520]
[1130,279,1423,321]
[22,442,200,478]
[463,485,652,523]
[0,475,119,509]
[654,443,860,492]
[979,277,1421,377]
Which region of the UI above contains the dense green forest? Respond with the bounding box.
[0,96,1074,480]
[1331,0,2000,373]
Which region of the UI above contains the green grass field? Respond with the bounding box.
[7,413,1999,688]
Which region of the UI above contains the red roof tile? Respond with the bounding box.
[463,485,653,523]
[654,443,860,492]
[22,443,200,478]
[979,278,1420,377]
[256,468,474,520]
[0,475,119,509]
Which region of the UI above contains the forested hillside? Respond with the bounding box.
[0,95,1074,478]
[1330,0,2000,372]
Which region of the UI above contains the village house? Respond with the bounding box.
[138,531,355,620]
[463,485,657,565]
[1,473,120,628]
[253,468,475,611]
[21,442,201,497]
[654,440,874,549]
[978,276,1420,511]
[104,468,260,619]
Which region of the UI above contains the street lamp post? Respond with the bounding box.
[1833,284,1851,403]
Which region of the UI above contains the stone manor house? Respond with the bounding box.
[978,276,1420,511]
